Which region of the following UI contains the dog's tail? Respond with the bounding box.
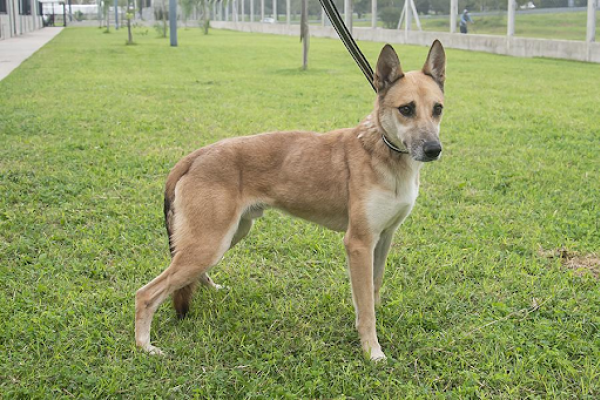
[164,153,198,319]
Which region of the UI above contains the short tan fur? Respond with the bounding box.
[135,41,446,361]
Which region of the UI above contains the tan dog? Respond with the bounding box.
[136,41,446,361]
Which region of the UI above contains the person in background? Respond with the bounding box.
[460,9,473,34]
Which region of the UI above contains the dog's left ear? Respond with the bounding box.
[422,40,446,91]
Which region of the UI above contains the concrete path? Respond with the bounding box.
[0,28,63,81]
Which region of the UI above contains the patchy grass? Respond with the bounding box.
[564,254,600,278]
[540,249,600,279]
[1,27,599,398]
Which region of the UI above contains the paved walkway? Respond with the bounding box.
[0,28,63,81]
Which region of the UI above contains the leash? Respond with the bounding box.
[317,0,376,93]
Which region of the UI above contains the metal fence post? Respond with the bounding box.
[507,0,515,36]
[450,0,457,33]
[344,0,351,31]
[371,0,376,29]
[587,0,596,43]
[169,0,177,46]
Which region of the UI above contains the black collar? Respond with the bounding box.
[382,134,409,154]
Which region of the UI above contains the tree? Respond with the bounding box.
[379,6,400,28]
[126,0,135,43]
[428,0,450,13]
[414,0,429,14]
[300,0,309,69]
[307,0,323,18]
[200,0,210,34]
[102,0,111,31]
[353,0,370,19]
[180,0,198,26]
[153,0,168,37]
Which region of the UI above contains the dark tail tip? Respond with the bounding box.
[175,303,189,320]
[164,194,175,257]
[173,282,196,320]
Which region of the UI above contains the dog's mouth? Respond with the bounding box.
[416,153,442,163]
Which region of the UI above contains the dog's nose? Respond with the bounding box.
[423,141,442,158]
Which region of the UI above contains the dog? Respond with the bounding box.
[135,41,446,361]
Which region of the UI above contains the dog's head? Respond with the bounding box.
[374,41,446,162]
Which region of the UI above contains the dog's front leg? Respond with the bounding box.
[344,231,386,361]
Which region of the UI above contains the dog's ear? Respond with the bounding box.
[374,44,404,93]
[422,40,446,91]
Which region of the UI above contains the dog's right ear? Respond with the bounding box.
[422,40,446,91]
[374,44,404,93]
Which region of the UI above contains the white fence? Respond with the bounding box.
[211,7,600,63]
[207,0,598,63]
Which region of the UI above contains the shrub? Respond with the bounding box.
[379,7,401,29]
[74,10,85,21]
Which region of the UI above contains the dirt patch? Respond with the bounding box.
[539,248,600,278]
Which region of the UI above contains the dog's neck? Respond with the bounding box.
[356,113,414,164]
[355,112,422,192]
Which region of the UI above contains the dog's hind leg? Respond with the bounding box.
[230,216,254,249]
[171,214,255,319]
[228,207,261,250]
[200,216,255,289]
[198,273,223,290]
[172,273,222,321]
[135,243,230,354]
[135,188,241,354]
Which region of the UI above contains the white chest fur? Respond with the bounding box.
[365,169,420,234]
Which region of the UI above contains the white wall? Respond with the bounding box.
[0,0,43,40]
[0,14,9,39]
[211,21,600,63]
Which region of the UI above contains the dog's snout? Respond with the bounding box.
[423,141,442,158]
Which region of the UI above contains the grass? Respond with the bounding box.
[1,26,599,398]
[352,11,600,41]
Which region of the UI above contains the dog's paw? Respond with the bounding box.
[143,345,165,356]
[369,348,387,362]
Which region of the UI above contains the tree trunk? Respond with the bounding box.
[300,0,308,69]
[162,0,168,37]
[203,0,209,34]
[127,0,133,43]
[128,17,133,42]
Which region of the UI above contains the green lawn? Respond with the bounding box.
[1,27,599,398]
[352,11,600,41]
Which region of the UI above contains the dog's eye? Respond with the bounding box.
[433,104,444,116]
[398,106,414,117]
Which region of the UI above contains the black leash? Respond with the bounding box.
[317,0,376,93]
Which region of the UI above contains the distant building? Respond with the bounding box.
[0,0,44,39]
